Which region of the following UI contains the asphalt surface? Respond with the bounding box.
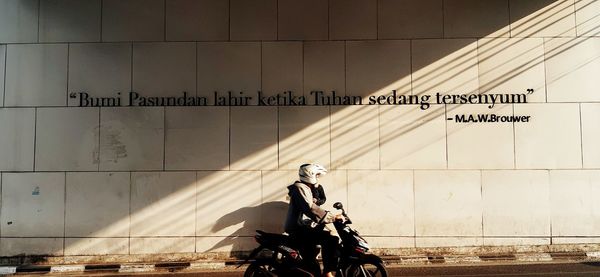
[23,261,600,276]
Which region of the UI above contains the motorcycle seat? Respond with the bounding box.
[255,230,290,245]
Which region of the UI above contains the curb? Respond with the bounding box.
[1,251,599,275]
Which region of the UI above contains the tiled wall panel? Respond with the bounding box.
[0,0,38,43]
[65,172,130,237]
[229,0,277,41]
[277,0,328,40]
[514,104,582,169]
[68,43,131,106]
[5,44,68,106]
[331,105,379,169]
[447,104,515,169]
[165,107,229,170]
[510,0,577,37]
[346,40,411,98]
[0,44,5,105]
[303,41,345,99]
[230,107,278,170]
[576,0,600,36]
[35,107,99,171]
[581,103,600,168]
[1,173,65,237]
[478,38,546,102]
[0,0,599,257]
[166,0,229,41]
[133,42,196,98]
[482,170,551,236]
[197,42,261,101]
[0,108,35,171]
[102,0,165,42]
[378,0,443,39]
[262,42,303,97]
[39,0,101,42]
[131,172,197,236]
[414,171,483,237]
[348,170,414,236]
[279,106,330,170]
[99,107,164,171]
[545,37,600,102]
[1,238,63,256]
[329,0,377,40]
[380,105,447,169]
[550,170,600,236]
[444,0,510,38]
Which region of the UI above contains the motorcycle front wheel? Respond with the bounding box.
[243,259,278,277]
[345,256,387,277]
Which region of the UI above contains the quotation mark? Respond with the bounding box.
[526,88,534,94]
[69,92,78,99]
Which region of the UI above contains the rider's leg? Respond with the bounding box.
[303,245,321,276]
[292,231,322,276]
[318,231,340,277]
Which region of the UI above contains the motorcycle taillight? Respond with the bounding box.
[354,246,367,254]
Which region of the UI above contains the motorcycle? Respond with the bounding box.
[241,202,388,277]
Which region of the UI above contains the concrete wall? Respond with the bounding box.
[0,0,599,256]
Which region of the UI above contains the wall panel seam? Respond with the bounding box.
[329,105,332,168]
[195,42,198,97]
[100,0,103,42]
[542,38,549,102]
[579,103,584,167]
[163,107,166,170]
[0,173,2,239]
[130,43,134,94]
[194,171,198,252]
[547,169,552,244]
[3,45,7,107]
[128,171,132,254]
[412,170,416,247]
[63,172,67,255]
[98,108,101,171]
[37,0,41,43]
[377,105,381,170]
[507,0,512,38]
[572,0,578,37]
[441,0,445,38]
[444,104,449,169]
[327,0,330,40]
[33,108,38,171]
[66,44,70,106]
[480,170,484,239]
[228,106,231,170]
[512,104,517,169]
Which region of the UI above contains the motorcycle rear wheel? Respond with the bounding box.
[243,260,278,277]
[346,258,387,277]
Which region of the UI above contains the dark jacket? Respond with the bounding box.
[312,184,326,206]
[284,182,334,233]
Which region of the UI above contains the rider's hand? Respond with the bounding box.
[334,214,345,222]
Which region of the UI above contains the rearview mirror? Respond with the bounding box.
[333,202,343,210]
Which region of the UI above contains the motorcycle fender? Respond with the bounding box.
[359,253,384,264]
[237,246,264,268]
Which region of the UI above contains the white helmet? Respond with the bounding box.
[299,163,327,185]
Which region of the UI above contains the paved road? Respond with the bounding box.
[32,261,600,276]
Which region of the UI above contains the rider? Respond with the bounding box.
[284,163,343,277]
